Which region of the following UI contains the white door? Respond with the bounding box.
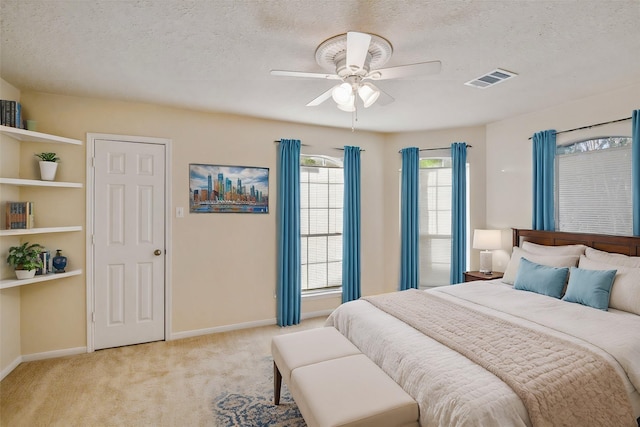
[93,139,165,350]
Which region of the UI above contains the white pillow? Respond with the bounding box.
[502,247,580,285]
[578,255,640,315]
[521,241,586,256]
[585,247,640,268]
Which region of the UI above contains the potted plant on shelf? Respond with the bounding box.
[34,152,59,181]
[6,242,44,280]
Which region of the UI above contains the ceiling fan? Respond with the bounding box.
[270,31,441,112]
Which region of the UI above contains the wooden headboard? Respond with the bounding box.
[513,229,640,256]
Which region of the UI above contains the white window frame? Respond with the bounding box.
[300,155,344,295]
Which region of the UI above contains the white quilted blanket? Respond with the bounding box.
[325,281,640,427]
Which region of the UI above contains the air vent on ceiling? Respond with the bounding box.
[464,68,518,89]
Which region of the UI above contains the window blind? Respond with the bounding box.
[557,145,632,236]
[419,167,452,287]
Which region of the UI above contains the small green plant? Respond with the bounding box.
[34,152,59,162]
[6,242,44,271]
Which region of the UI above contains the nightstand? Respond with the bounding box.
[463,271,504,282]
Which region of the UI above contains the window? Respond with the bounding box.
[556,137,633,236]
[300,155,343,292]
[418,158,469,287]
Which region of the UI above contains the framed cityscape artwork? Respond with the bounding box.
[189,164,269,213]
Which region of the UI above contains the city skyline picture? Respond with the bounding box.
[189,163,269,213]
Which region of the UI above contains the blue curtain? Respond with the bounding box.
[532,130,556,231]
[342,146,361,302]
[633,110,640,236]
[400,147,419,290]
[277,139,301,326]
[450,143,467,284]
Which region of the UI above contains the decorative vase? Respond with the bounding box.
[52,249,67,273]
[15,269,36,280]
[39,161,58,181]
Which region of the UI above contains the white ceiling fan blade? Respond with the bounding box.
[367,61,442,80]
[346,31,371,72]
[306,86,336,106]
[270,70,340,80]
[375,88,395,106]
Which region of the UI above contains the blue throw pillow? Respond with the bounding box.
[562,267,617,311]
[513,258,569,298]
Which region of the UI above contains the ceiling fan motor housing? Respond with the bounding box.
[334,52,370,78]
[315,33,393,76]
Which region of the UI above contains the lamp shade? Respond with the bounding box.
[357,83,380,108]
[336,94,355,111]
[332,83,353,105]
[472,229,502,250]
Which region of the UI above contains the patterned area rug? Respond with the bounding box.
[213,357,306,427]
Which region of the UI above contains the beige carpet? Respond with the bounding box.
[0,317,326,426]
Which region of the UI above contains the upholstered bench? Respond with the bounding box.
[271,327,419,427]
[291,354,419,427]
[271,326,361,405]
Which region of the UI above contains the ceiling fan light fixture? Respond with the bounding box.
[332,82,353,105]
[337,99,355,112]
[270,31,442,115]
[358,83,380,108]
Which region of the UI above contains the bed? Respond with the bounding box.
[326,229,640,427]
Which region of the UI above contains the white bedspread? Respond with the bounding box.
[325,281,640,427]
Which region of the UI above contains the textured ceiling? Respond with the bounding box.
[1,0,639,133]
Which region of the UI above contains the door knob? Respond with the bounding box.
[154,249,162,256]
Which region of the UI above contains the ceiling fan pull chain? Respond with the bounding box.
[351,103,358,132]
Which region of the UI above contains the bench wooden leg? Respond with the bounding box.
[274,361,282,405]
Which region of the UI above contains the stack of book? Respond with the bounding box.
[0,100,23,128]
[5,201,34,229]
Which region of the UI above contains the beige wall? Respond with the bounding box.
[10,91,387,357]
[18,137,86,355]
[381,126,487,289]
[486,82,640,271]
[0,79,23,374]
[2,78,638,375]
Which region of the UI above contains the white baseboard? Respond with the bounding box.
[170,311,332,341]
[1,346,87,381]
[301,309,333,320]
[1,312,334,379]
[22,346,87,362]
[1,355,22,381]
[171,318,276,340]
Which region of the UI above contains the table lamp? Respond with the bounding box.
[473,229,502,274]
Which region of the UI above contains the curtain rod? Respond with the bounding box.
[527,116,632,140]
[272,140,364,151]
[273,140,310,146]
[334,147,365,152]
[397,144,473,153]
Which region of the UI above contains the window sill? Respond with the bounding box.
[301,289,342,301]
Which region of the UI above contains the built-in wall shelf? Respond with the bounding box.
[0,125,82,145]
[0,226,83,237]
[0,178,83,188]
[0,125,84,300]
[0,269,82,290]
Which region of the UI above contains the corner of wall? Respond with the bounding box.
[0,77,23,378]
